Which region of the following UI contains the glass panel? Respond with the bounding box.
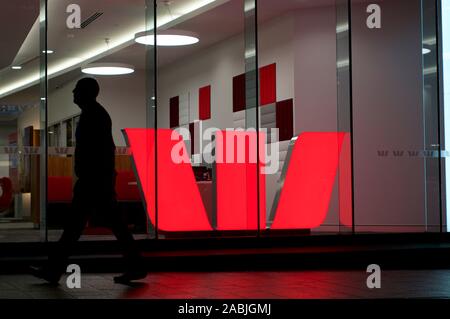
[422,0,441,232]
[0,0,46,242]
[145,0,156,239]
[244,0,261,235]
[155,0,257,238]
[48,124,61,147]
[336,0,354,233]
[65,119,73,147]
[46,0,151,240]
[351,0,441,232]
[441,0,450,232]
[258,0,351,235]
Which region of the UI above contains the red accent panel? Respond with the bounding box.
[259,63,276,106]
[233,73,246,112]
[199,85,211,120]
[124,129,155,226]
[47,176,72,202]
[115,171,141,201]
[124,128,212,232]
[170,96,179,128]
[276,99,294,141]
[271,132,346,229]
[215,131,266,230]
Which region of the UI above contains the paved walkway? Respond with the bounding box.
[1,270,450,299]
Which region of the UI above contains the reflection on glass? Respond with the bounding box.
[258,0,351,235]
[0,0,44,242]
[352,0,441,233]
[46,0,150,239]
[0,0,444,243]
[442,0,450,231]
[155,0,257,237]
[65,119,73,147]
[421,0,441,232]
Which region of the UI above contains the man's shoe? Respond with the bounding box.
[29,266,61,285]
[113,270,147,284]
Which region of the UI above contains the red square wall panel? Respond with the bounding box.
[233,73,246,112]
[259,63,276,106]
[199,85,211,120]
[276,99,294,141]
[170,96,179,128]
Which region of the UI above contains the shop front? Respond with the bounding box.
[0,0,445,242]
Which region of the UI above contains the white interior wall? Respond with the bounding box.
[18,106,40,134]
[45,11,302,146]
[157,32,244,132]
[292,5,340,228]
[352,0,426,231]
[294,6,338,134]
[157,11,295,132]
[48,81,80,126]
[47,69,147,146]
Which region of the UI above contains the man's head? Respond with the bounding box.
[73,77,100,108]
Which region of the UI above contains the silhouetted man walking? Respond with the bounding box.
[32,78,146,284]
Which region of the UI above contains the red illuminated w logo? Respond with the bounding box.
[124,129,351,232]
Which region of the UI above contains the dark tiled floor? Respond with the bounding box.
[1,270,450,299]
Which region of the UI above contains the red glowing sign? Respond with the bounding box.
[124,129,348,232]
[270,132,345,229]
[215,130,267,231]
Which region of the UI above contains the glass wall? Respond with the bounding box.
[351,0,441,232]
[442,0,450,232]
[129,0,354,238]
[257,0,353,235]
[152,0,259,237]
[0,0,446,242]
[0,0,46,242]
[45,0,151,240]
[422,0,441,232]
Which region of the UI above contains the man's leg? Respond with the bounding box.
[102,197,146,282]
[36,181,90,283]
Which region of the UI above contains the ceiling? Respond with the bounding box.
[1,0,434,114]
[0,0,231,103]
[0,0,336,110]
[0,0,38,70]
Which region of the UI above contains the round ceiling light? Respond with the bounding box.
[81,63,135,75]
[134,30,199,46]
